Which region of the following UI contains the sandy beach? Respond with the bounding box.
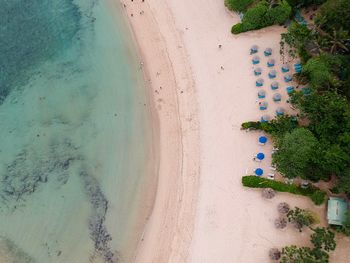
[112,0,349,262]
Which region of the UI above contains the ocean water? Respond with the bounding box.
[0,0,153,262]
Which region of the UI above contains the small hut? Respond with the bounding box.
[327,197,348,226]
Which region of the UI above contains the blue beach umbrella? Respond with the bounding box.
[267,58,275,67]
[255,168,264,176]
[259,101,268,110]
[250,45,258,54]
[276,107,285,116]
[286,86,294,94]
[273,93,282,102]
[264,48,272,56]
[295,65,302,73]
[284,74,293,82]
[259,136,268,144]
[252,55,260,65]
[256,78,264,87]
[258,90,266,99]
[271,81,279,90]
[302,87,311,96]
[261,115,270,123]
[254,67,262,76]
[256,152,265,160]
[282,64,290,73]
[268,70,277,79]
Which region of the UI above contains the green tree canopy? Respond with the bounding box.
[281,245,329,263]
[316,0,350,32]
[310,227,336,252]
[287,207,316,231]
[273,128,318,179]
[225,0,254,12]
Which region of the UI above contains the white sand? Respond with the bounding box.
[112,0,349,262]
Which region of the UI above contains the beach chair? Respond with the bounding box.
[267,173,275,180]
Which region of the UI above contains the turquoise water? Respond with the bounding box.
[0,0,152,262]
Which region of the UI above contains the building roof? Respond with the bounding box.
[327,197,348,226]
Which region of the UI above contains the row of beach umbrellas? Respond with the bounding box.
[251,46,279,177]
[251,45,291,119]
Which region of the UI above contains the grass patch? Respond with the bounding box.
[242,176,327,205]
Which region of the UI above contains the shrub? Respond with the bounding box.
[241,121,262,130]
[316,0,350,32]
[287,207,316,231]
[242,176,327,205]
[267,0,292,24]
[286,0,326,9]
[231,1,292,34]
[241,116,298,137]
[302,55,341,89]
[225,0,254,12]
[310,190,327,205]
[272,128,319,179]
[231,23,245,34]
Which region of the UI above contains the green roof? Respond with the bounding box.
[327,197,348,226]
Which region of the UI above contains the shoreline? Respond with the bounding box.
[111,0,200,262]
[109,0,349,262]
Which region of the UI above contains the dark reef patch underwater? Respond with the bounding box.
[0,0,81,102]
[0,0,137,262]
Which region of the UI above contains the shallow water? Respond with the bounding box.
[0,0,152,262]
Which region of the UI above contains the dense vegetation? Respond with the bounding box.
[225,0,254,12]
[281,227,336,262]
[242,176,326,204]
[231,0,292,34]
[241,0,350,201]
[227,0,329,35]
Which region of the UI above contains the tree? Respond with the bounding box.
[287,207,315,231]
[281,22,313,59]
[281,245,329,263]
[231,1,292,34]
[316,0,350,32]
[334,172,350,197]
[310,227,336,252]
[225,0,254,12]
[301,55,341,89]
[273,128,318,179]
